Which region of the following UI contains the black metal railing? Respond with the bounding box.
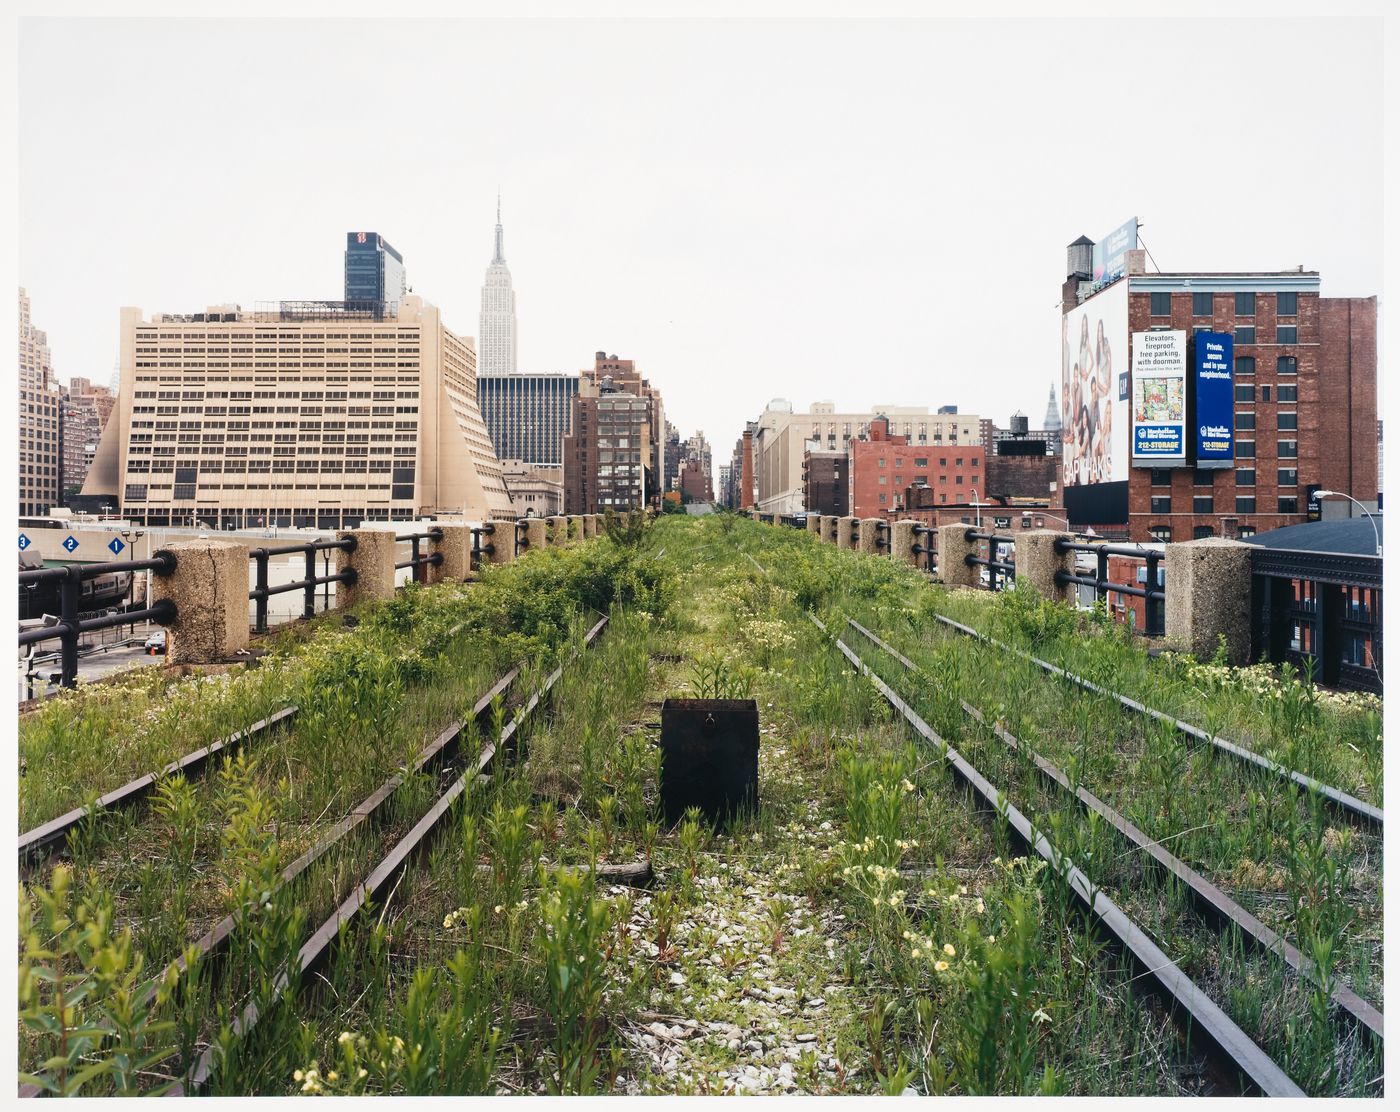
[18,554,179,688]
[395,528,445,583]
[965,529,1017,592]
[249,537,360,635]
[912,524,937,575]
[471,523,497,571]
[1251,547,1381,693]
[1053,539,1165,637]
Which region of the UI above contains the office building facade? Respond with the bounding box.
[60,378,116,497]
[19,287,62,516]
[343,232,406,311]
[477,373,577,467]
[82,296,515,528]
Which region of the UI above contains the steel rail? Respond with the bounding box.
[17,706,300,868]
[846,617,1384,1045]
[168,614,609,1096]
[810,613,1306,1097]
[930,611,1383,828]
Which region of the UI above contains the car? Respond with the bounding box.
[144,629,167,655]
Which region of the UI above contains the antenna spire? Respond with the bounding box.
[491,192,505,265]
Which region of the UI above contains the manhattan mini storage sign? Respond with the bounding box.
[1194,331,1235,467]
[1130,329,1187,466]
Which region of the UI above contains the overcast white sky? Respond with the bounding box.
[17,13,1385,457]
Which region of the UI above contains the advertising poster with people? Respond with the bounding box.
[1130,329,1187,466]
[1061,280,1129,491]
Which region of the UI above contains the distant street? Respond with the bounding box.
[17,639,159,702]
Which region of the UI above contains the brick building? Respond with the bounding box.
[850,415,984,518]
[562,352,666,513]
[1061,234,1377,543]
[801,448,848,515]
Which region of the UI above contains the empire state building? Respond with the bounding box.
[478,198,517,376]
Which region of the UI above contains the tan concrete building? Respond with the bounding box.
[753,400,981,515]
[82,296,515,529]
[500,459,564,517]
[19,288,62,517]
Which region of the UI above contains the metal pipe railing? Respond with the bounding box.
[1053,538,1165,636]
[248,537,358,634]
[18,553,179,688]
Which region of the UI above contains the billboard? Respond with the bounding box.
[1092,217,1137,288]
[1131,330,1187,466]
[1194,331,1235,468]
[1062,279,1129,490]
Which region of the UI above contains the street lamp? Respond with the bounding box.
[1314,490,1381,557]
[969,487,982,529]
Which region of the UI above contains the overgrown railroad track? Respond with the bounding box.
[812,612,1308,1097]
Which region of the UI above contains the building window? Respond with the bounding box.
[1237,526,1256,539]
[879,494,887,504]
[1277,384,1298,402]
[914,457,928,467]
[1277,291,1298,315]
[1237,441,1255,458]
[1194,525,1216,539]
[1236,355,1255,376]
[878,458,886,467]
[1236,496,1256,513]
[1235,383,1255,403]
[1236,413,1255,431]
[1236,468,1256,487]
[1151,496,1172,514]
[1277,468,1298,487]
[955,475,964,485]
[1277,356,1297,375]
[1150,468,1172,486]
[1193,495,1214,513]
[1278,412,1297,431]
[1192,291,1213,316]
[1279,440,1298,459]
[1150,292,1172,316]
[1235,326,1256,345]
[1261,385,1271,402]
[1149,525,1172,543]
[1193,468,1215,487]
[1277,325,1298,344]
[1279,496,1299,514]
[1235,291,1256,315]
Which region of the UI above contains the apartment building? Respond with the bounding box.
[19,288,62,516]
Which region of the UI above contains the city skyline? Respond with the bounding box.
[16,14,1385,454]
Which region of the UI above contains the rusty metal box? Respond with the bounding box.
[659,698,759,825]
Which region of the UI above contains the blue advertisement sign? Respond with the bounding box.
[1195,331,1234,467]
[1092,217,1137,288]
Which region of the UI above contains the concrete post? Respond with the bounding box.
[1165,538,1254,664]
[891,520,920,568]
[428,523,474,584]
[859,518,883,555]
[152,540,248,664]
[837,516,859,550]
[519,517,548,556]
[1015,530,1076,603]
[482,521,517,566]
[937,523,979,588]
[822,515,839,544]
[567,515,585,544]
[806,514,821,537]
[546,515,567,547]
[335,527,398,608]
[580,514,596,540]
